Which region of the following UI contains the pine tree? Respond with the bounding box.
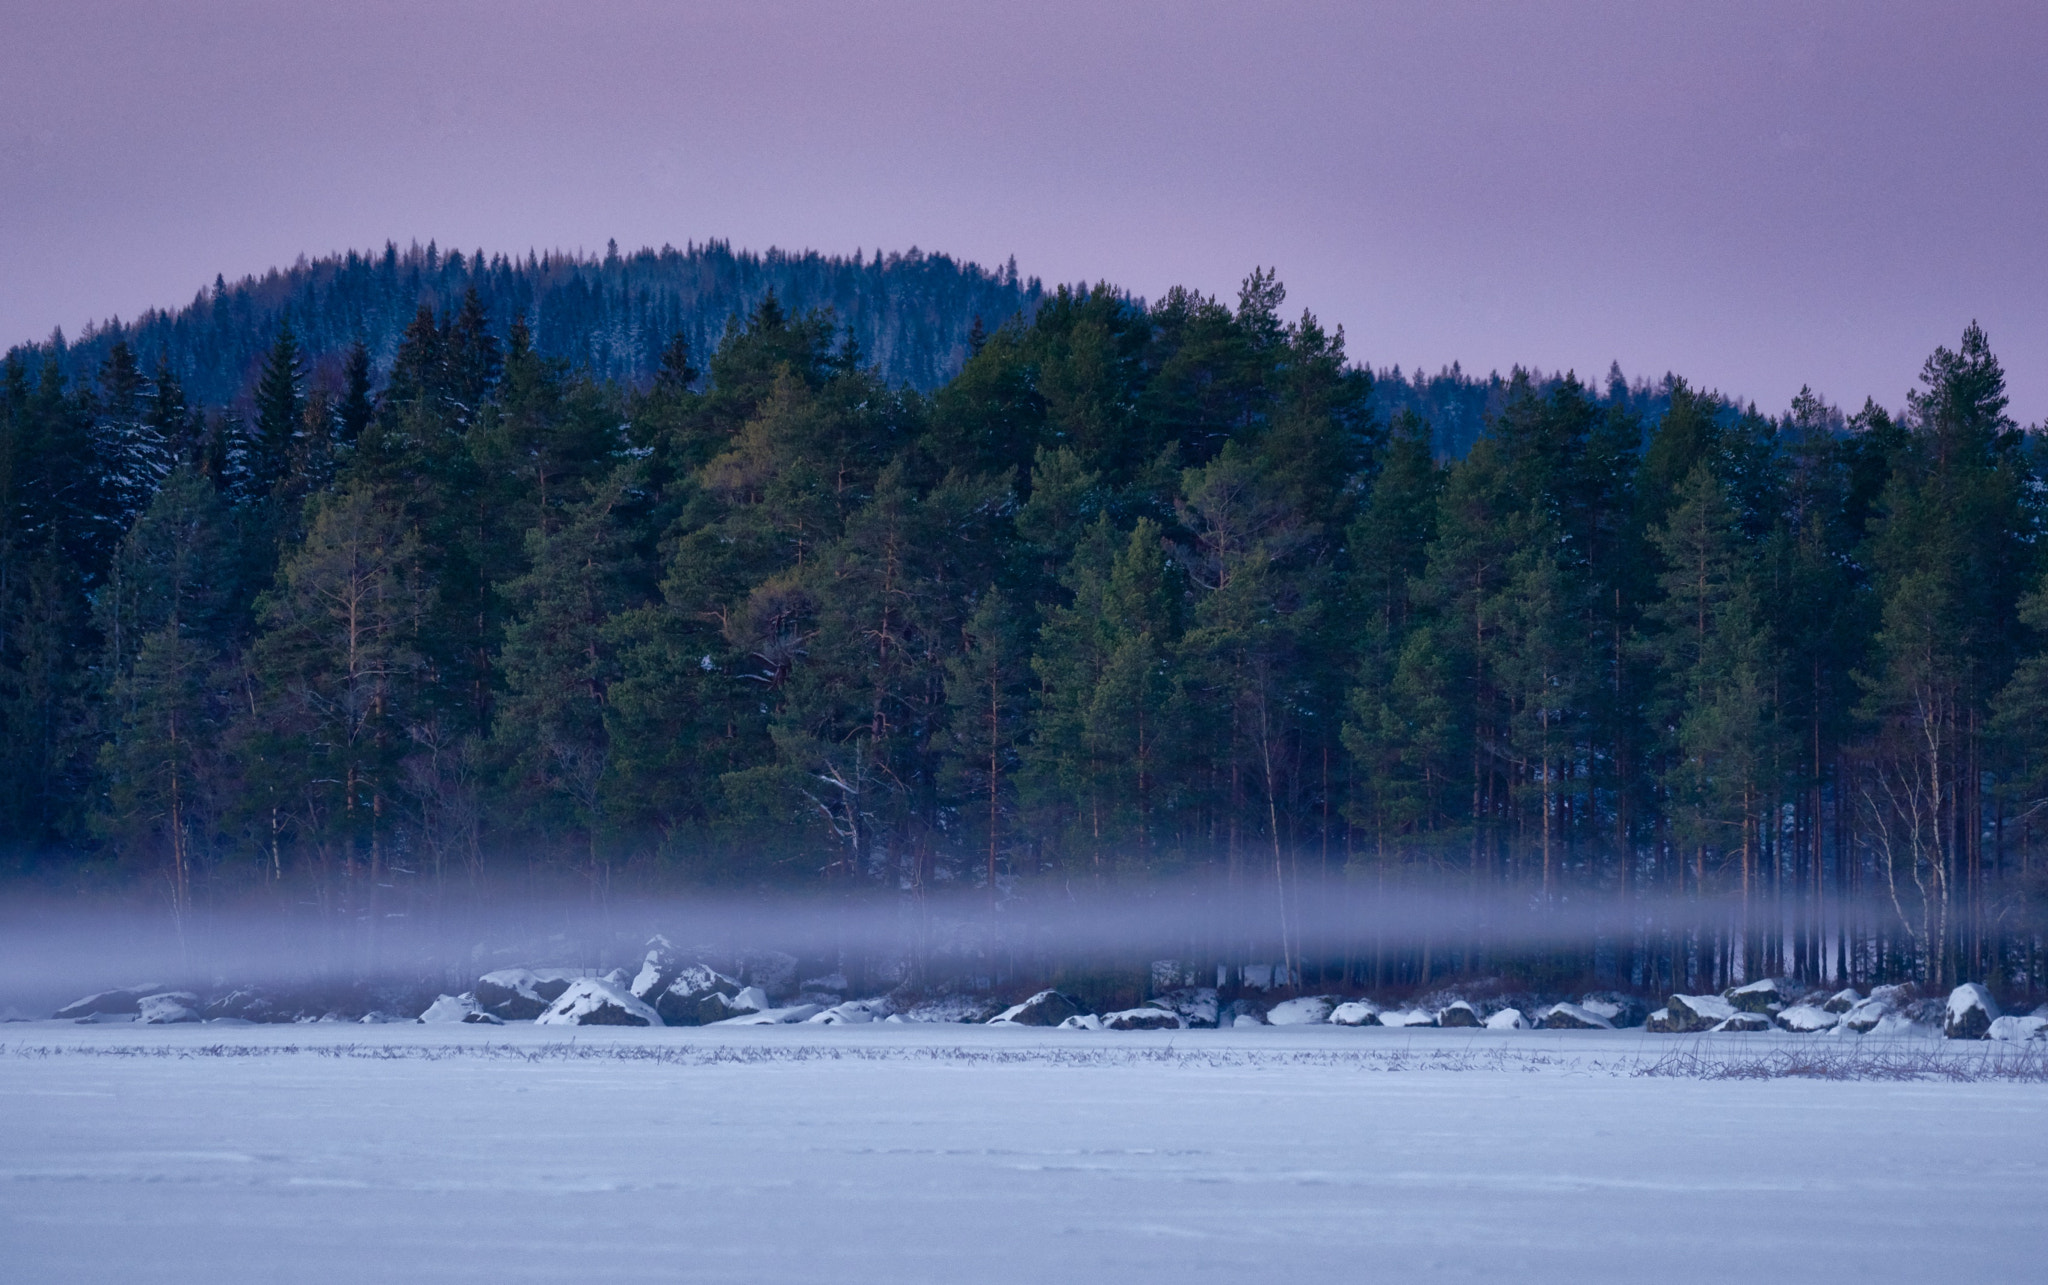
[95,341,170,534]
[942,590,1032,898]
[245,322,305,501]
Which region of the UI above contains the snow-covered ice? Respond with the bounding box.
[0,1021,2044,1283]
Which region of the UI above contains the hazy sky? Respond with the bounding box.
[5,2,2045,419]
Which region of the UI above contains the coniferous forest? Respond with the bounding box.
[4,244,2046,1000]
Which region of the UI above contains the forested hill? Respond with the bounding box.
[4,249,2044,999]
[11,240,1044,404]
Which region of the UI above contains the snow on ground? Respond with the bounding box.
[1,1022,2045,1283]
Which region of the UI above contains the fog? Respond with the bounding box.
[0,872,1955,1015]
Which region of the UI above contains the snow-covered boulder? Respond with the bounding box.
[1536,1002,1613,1030]
[1484,1007,1526,1030]
[535,978,660,1027]
[137,992,200,1024]
[1266,996,1335,1026]
[54,986,164,1020]
[1944,984,2001,1040]
[1823,988,1863,1014]
[807,999,888,1025]
[989,990,1085,1027]
[1579,992,1649,1029]
[1710,1012,1773,1032]
[201,988,295,1024]
[474,968,584,1021]
[1329,1000,1381,1027]
[712,1003,822,1026]
[1148,987,1220,1028]
[1103,1007,1184,1030]
[1774,1004,1838,1033]
[418,993,487,1023]
[1231,1013,1266,1028]
[897,994,1002,1024]
[694,986,768,1024]
[1379,1008,1436,1028]
[656,965,744,1026]
[1058,1013,1104,1030]
[1840,997,1895,1033]
[629,937,682,1001]
[1724,979,1785,1014]
[1437,1000,1482,1028]
[1988,1014,2048,1042]
[1645,1007,1679,1033]
[1664,994,1737,1032]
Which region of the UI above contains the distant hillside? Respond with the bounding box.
[11,239,1045,406]
[1370,361,1687,459]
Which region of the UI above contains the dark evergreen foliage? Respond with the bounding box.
[0,248,2043,997]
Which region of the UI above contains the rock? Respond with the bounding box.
[1822,988,1863,1014]
[711,1003,822,1026]
[1665,994,1737,1032]
[474,969,584,1021]
[1579,992,1649,1029]
[629,938,681,1001]
[1378,1008,1436,1028]
[1484,1007,1526,1030]
[1944,983,2001,1040]
[1869,982,1920,1008]
[655,965,743,1026]
[54,986,164,1020]
[535,978,661,1027]
[695,986,769,1024]
[1644,1007,1679,1033]
[1710,1012,1773,1032]
[137,992,201,1024]
[1988,1014,2048,1042]
[201,987,296,1024]
[1329,1000,1381,1026]
[1058,1013,1105,1030]
[989,990,1085,1027]
[1149,987,1220,1028]
[1437,1000,1482,1028]
[1724,979,1785,1014]
[1840,997,1895,1034]
[1774,1004,1838,1033]
[807,999,887,1025]
[1536,1002,1614,1030]
[418,993,485,1023]
[1265,996,1335,1026]
[1103,1007,1184,1030]
[462,1010,505,1024]
[1218,998,1266,1026]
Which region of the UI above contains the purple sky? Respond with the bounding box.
[5,2,2045,420]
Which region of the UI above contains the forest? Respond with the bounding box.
[2,246,2045,1001]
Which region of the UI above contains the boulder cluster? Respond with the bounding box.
[410,940,885,1027]
[37,950,2047,1042]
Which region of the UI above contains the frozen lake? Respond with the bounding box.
[2,1022,2044,1283]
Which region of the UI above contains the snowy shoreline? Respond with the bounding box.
[6,1020,2047,1081]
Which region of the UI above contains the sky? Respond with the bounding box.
[3,2,2045,420]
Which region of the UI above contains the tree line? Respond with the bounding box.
[3,262,2044,998]
[14,238,1041,409]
